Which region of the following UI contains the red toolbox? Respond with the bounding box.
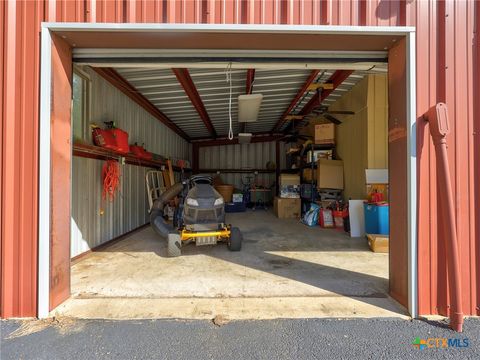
[111,128,129,154]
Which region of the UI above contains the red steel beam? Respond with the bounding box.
[241,69,256,133]
[271,70,320,133]
[172,68,217,138]
[192,134,283,147]
[298,70,353,116]
[93,68,189,141]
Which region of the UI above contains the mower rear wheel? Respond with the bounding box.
[228,227,242,251]
[167,234,182,257]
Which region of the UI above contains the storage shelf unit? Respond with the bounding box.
[299,143,336,211]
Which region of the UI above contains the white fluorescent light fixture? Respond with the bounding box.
[238,133,252,143]
[238,94,263,122]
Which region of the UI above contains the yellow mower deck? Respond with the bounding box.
[180,226,231,242]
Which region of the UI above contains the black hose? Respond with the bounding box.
[150,182,183,239]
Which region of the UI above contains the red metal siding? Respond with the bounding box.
[415,0,478,316]
[475,0,480,317]
[387,38,408,307]
[49,34,72,310]
[1,0,478,317]
[1,0,42,318]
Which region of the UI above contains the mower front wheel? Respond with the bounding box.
[227,227,242,251]
[167,233,182,257]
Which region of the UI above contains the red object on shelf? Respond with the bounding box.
[92,126,129,154]
[111,128,129,154]
[92,128,117,150]
[130,144,145,157]
[130,144,152,160]
[143,151,153,160]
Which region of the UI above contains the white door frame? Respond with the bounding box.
[39,23,416,318]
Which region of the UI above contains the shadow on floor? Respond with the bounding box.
[80,210,403,314]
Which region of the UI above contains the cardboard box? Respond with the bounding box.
[279,174,300,187]
[315,123,335,144]
[274,197,301,219]
[316,159,344,189]
[367,234,389,253]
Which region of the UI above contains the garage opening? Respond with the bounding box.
[41,25,415,319]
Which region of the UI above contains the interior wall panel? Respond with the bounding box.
[85,67,190,161]
[70,66,190,258]
[71,157,150,258]
[1,0,478,317]
[199,141,286,191]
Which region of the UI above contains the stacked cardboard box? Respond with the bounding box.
[316,159,344,190]
[274,197,301,219]
[275,174,301,219]
[314,123,335,144]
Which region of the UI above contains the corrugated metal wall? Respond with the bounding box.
[1,0,478,317]
[199,141,286,190]
[71,158,149,257]
[84,67,190,160]
[71,67,190,257]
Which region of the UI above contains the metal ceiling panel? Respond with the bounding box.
[114,65,370,138]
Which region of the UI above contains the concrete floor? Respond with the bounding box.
[56,211,407,320]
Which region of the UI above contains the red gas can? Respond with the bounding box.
[319,209,334,228]
[130,144,152,160]
[111,128,129,154]
[130,144,145,157]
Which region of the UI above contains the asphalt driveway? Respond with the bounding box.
[1,317,478,359]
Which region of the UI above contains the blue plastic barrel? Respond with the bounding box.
[377,204,389,235]
[364,203,389,235]
[364,203,378,234]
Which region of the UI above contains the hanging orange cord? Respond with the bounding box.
[102,160,121,203]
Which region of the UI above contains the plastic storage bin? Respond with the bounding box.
[376,204,389,234]
[364,203,389,235]
[225,201,246,213]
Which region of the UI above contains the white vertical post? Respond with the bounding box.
[406,31,418,318]
[38,25,52,318]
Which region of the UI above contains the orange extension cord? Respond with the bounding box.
[102,160,120,203]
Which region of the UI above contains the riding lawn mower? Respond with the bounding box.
[150,175,242,257]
